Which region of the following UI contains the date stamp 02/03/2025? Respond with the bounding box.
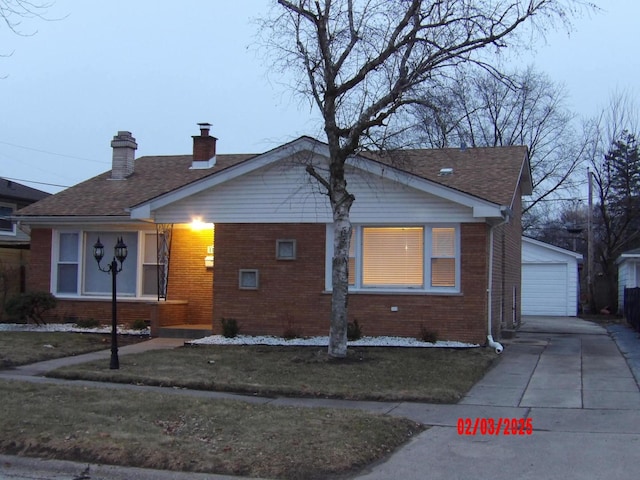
[457,418,533,436]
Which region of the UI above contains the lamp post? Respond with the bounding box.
[93,236,128,369]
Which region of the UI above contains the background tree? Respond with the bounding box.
[263,0,590,358]
[411,65,587,233]
[590,130,640,311]
[530,200,588,253]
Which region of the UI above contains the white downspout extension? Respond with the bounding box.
[487,209,511,355]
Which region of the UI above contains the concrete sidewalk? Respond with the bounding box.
[1,317,640,479]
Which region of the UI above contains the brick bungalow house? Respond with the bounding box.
[14,125,531,345]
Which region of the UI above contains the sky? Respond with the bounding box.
[1,0,638,195]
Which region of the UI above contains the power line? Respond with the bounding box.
[0,139,108,164]
[1,176,69,188]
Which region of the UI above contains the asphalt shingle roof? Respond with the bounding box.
[0,178,50,203]
[16,141,529,218]
[16,154,256,217]
[364,145,530,206]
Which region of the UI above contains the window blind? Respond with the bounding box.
[431,228,455,286]
[362,227,423,286]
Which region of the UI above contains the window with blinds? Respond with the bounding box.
[362,227,424,287]
[329,224,458,291]
[431,227,456,287]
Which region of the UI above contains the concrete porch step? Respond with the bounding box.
[157,325,213,339]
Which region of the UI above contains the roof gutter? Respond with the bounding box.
[11,215,137,227]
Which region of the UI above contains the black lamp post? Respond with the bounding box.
[93,236,128,369]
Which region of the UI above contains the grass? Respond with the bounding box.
[48,344,497,403]
[0,331,147,368]
[0,334,498,477]
[0,379,423,479]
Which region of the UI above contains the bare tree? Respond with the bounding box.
[412,66,588,232]
[1,0,50,35]
[263,0,591,358]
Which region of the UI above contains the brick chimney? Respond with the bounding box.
[191,122,217,169]
[110,131,137,180]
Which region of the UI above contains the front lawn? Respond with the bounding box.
[0,379,423,479]
[48,344,497,403]
[0,331,147,368]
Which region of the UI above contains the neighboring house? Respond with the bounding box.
[521,237,583,317]
[0,178,50,310]
[616,248,640,314]
[14,125,531,344]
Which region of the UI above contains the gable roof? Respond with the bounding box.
[15,136,530,223]
[523,236,583,260]
[16,154,256,218]
[363,145,531,207]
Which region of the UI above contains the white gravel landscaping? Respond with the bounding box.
[0,323,150,336]
[0,323,479,348]
[190,334,478,348]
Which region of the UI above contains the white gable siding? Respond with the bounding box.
[153,160,478,224]
[521,238,581,316]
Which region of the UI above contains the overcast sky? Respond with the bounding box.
[1,0,638,194]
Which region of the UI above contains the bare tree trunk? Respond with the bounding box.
[329,197,352,358]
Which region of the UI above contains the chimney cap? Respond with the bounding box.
[197,122,212,136]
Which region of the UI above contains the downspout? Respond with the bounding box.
[486,207,512,354]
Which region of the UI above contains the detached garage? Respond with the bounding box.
[521,237,582,316]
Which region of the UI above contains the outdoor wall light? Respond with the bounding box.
[93,236,128,369]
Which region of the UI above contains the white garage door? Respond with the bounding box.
[522,263,568,316]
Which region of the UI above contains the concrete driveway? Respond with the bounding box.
[356,316,640,480]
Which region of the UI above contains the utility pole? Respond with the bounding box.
[587,167,595,313]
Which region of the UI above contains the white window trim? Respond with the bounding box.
[325,223,460,294]
[51,228,160,299]
[0,202,17,236]
[276,239,297,260]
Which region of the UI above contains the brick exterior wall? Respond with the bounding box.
[27,228,52,292]
[213,223,490,344]
[25,226,214,329]
[26,216,521,344]
[165,226,213,325]
[213,223,331,337]
[490,191,523,336]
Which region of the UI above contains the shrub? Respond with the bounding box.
[419,324,438,343]
[131,318,149,330]
[74,318,100,329]
[347,319,362,341]
[63,314,79,324]
[281,326,301,340]
[221,318,240,338]
[5,291,57,325]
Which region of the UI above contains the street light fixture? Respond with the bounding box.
[93,236,128,369]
